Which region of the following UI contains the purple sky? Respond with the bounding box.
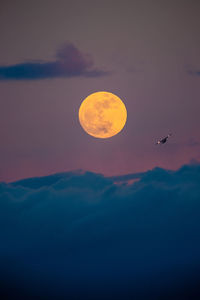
[0,0,200,182]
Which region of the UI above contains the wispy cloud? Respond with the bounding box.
[108,171,144,184]
[0,43,109,80]
[187,69,200,76]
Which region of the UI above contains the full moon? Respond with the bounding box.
[79,91,127,138]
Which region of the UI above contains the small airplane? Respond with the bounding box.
[155,133,172,145]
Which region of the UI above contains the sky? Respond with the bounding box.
[0,0,200,182]
[1,2,200,299]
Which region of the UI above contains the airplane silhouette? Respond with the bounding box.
[156,133,172,145]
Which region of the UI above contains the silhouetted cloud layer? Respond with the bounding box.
[0,43,108,80]
[0,164,200,299]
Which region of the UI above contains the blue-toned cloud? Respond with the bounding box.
[187,69,200,77]
[0,164,200,299]
[0,43,108,80]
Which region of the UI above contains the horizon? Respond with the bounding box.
[2,159,197,184]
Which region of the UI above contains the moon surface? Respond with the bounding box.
[79,91,127,138]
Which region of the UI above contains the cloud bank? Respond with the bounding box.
[0,164,200,299]
[0,43,108,80]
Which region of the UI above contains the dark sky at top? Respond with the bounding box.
[1,0,200,181]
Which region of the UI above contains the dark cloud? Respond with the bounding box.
[187,69,200,76]
[0,43,108,80]
[0,164,200,299]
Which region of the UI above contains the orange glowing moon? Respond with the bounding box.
[79,91,127,138]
